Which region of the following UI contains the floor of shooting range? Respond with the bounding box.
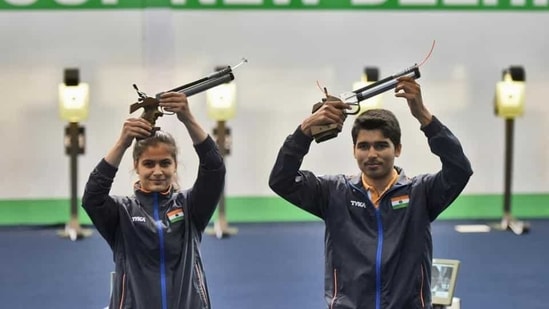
[0,219,547,309]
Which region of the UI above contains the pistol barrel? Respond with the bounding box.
[180,73,234,97]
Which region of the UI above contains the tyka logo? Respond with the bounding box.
[132,216,146,222]
[350,200,367,208]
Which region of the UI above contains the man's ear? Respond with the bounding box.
[395,143,402,157]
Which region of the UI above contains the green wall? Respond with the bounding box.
[1,194,548,226]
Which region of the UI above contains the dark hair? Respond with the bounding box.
[351,109,401,146]
[132,130,178,163]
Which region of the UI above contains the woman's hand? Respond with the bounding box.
[158,91,192,124]
[105,117,152,167]
[119,118,152,148]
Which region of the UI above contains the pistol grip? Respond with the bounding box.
[310,99,341,142]
[311,124,340,143]
[141,110,163,127]
[135,127,161,141]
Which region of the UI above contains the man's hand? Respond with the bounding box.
[395,76,432,127]
[301,95,350,137]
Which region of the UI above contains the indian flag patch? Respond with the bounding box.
[391,195,409,210]
[168,208,184,223]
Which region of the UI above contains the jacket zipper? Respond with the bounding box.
[329,268,338,309]
[374,207,383,309]
[350,183,385,309]
[153,193,168,309]
[194,263,208,305]
[419,264,425,308]
[118,273,126,309]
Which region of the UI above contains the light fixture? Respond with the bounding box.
[206,65,237,121]
[353,66,381,114]
[59,68,90,123]
[495,66,525,119]
[57,68,92,241]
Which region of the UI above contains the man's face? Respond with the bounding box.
[134,144,177,192]
[353,129,401,181]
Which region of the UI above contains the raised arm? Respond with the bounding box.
[104,117,153,167]
[159,91,225,231]
[83,117,152,247]
[395,76,473,219]
[158,91,207,145]
[269,97,349,219]
[394,75,433,127]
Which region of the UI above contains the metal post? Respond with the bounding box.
[58,122,92,241]
[498,118,529,235]
[502,118,513,217]
[70,122,79,222]
[206,120,238,239]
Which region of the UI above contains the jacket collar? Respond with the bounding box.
[349,166,410,189]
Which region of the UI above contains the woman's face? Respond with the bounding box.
[134,143,177,192]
